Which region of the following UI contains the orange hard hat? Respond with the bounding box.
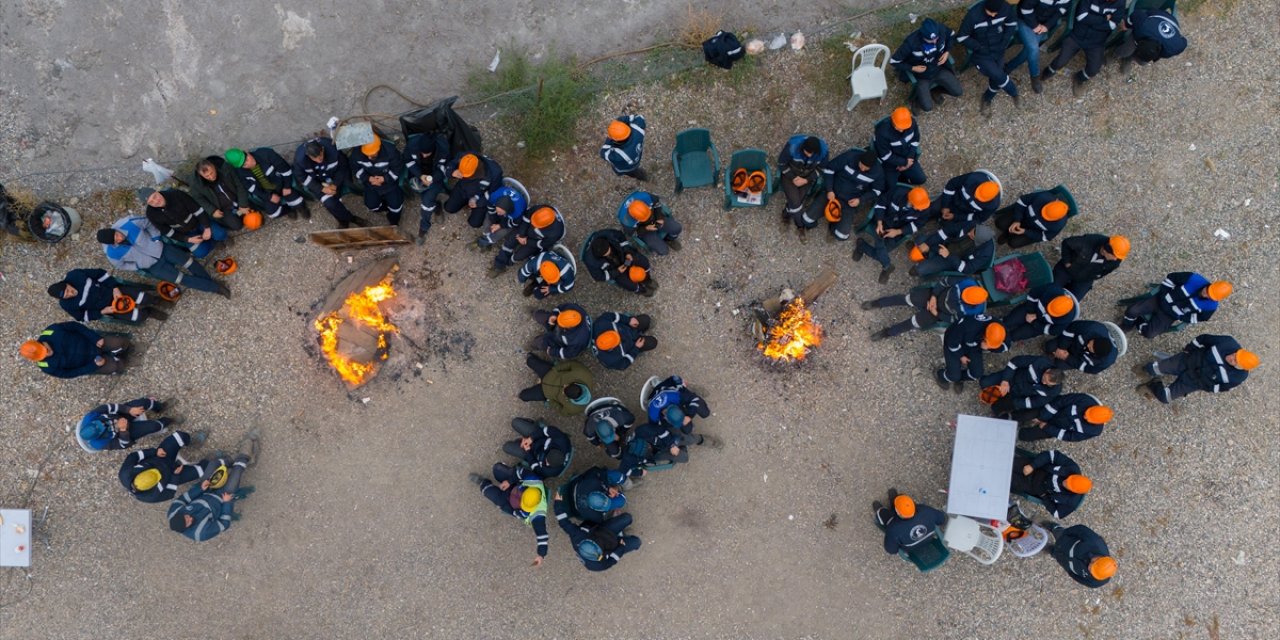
[595,330,622,351]
[607,120,631,142]
[19,340,49,362]
[628,265,648,284]
[983,322,1006,350]
[1108,235,1130,259]
[242,210,263,231]
[893,494,916,519]
[215,257,238,275]
[530,207,556,229]
[113,296,137,313]
[1084,405,1113,425]
[891,107,913,131]
[1089,556,1117,581]
[1064,474,1093,494]
[556,309,582,329]
[457,154,479,178]
[360,137,382,157]
[1041,200,1068,222]
[627,200,652,222]
[975,181,1000,203]
[538,260,561,284]
[907,187,930,211]
[824,200,842,223]
[1206,281,1232,302]
[908,246,926,263]
[1234,349,1260,370]
[1047,295,1074,318]
[962,286,988,306]
[157,281,182,302]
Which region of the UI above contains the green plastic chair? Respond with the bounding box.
[980,252,1052,306]
[899,527,951,572]
[672,128,720,193]
[723,149,777,210]
[1049,184,1080,221]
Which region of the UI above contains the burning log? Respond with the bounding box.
[752,268,837,363]
[314,258,400,387]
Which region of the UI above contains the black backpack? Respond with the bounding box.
[702,31,746,70]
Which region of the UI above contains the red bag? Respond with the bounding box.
[993,260,1029,294]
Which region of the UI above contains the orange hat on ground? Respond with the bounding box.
[360,137,382,157]
[595,330,621,351]
[891,107,913,131]
[1041,200,1068,222]
[893,495,916,518]
[975,181,1000,203]
[457,154,479,178]
[19,340,49,362]
[1047,295,1074,318]
[962,286,988,306]
[556,309,582,329]
[1108,235,1130,259]
[607,120,631,142]
[1234,349,1260,370]
[983,322,1006,350]
[627,200,652,222]
[1064,475,1093,494]
[1089,557,1117,581]
[908,246,926,263]
[530,207,556,229]
[538,261,561,284]
[907,187,930,210]
[628,266,648,284]
[1206,281,1232,302]
[1084,405,1113,425]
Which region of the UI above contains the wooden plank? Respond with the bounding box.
[319,257,400,315]
[308,225,412,251]
[799,267,839,303]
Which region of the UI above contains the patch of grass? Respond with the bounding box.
[675,4,725,50]
[468,51,597,158]
[106,187,137,213]
[1183,0,1238,16]
[802,35,855,103]
[5,186,38,216]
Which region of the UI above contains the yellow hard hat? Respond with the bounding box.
[133,468,162,491]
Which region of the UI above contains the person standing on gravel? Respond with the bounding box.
[167,432,258,542]
[1051,234,1128,300]
[600,114,648,181]
[1135,334,1258,404]
[1045,523,1116,588]
[468,465,550,567]
[1120,273,1230,339]
[957,0,1020,114]
[889,17,963,112]
[532,303,592,361]
[119,430,209,503]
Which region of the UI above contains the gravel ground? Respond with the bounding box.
[1,2,1277,639]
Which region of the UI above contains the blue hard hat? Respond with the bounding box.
[921,18,942,41]
[594,421,616,444]
[605,469,626,486]
[577,539,604,562]
[586,491,627,513]
[78,414,111,442]
[663,405,686,426]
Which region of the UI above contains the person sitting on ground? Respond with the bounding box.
[518,353,594,416]
[167,441,256,543]
[583,398,635,460]
[554,487,641,572]
[618,192,682,255]
[1011,449,1091,518]
[142,188,226,256]
[873,107,925,188]
[224,146,308,221]
[495,205,566,273]
[20,321,130,379]
[119,430,208,503]
[582,230,654,297]
[936,316,1007,392]
[778,135,830,233]
[558,466,629,524]
[1042,0,1125,96]
[351,137,406,227]
[1121,273,1229,339]
[911,223,997,279]
[402,132,451,243]
[48,267,168,324]
[1001,283,1078,344]
[1004,0,1072,94]
[816,149,884,241]
[531,304,591,360]
[1115,6,1187,73]
[468,464,549,567]
[98,218,228,297]
[890,18,963,112]
[77,397,175,452]
[928,172,1002,240]
[294,137,370,229]
[1043,320,1117,374]
[1136,334,1257,405]
[187,154,251,232]
[863,280,989,340]
[853,184,931,283]
[518,249,575,299]
[592,312,657,371]
[992,189,1070,247]
[979,355,1064,421]
[600,114,648,181]
[646,375,711,436]
[1046,523,1116,588]
[501,417,573,480]
[1052,234,1128,300]
[444,152,504,228]
[957,0,1020,114]
[1019,394,1112,442]
[872,491,947,556]
[617,421,706,479]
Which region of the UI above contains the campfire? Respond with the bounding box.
[313,258,400,387]
[750,268,837,364]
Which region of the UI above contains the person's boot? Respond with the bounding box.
[191,430,207,446]
[640,285,656,298]
[522,280,538,297]
[349,216,371,228]
[878,265,895,284]
[667,237,683,252]
[148,309,170,322]
[934,369,952,391]
[696,434,723,449]
[953,380,965,394]
[869,328,891,342]
[286,206,298,220]
[1041,65,1057,81]
[852,243,865,262]
[1119,55,1133,74]
[980,92,995,116]
[215,283,232,299]
[628,167,650,182]
[1010,92,1022,109]
[1031,76,1044,94]
[1071,73,1087,97]
[860,300,878,311]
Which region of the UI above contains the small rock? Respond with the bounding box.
[1188,144,1196,151]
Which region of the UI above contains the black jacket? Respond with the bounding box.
[1051,525,1111,588]
[1177,334,1249,393]
[187,156,249,218]
[1057,234,1123,284]
[957,2,1016,57]
[145,189,209,239]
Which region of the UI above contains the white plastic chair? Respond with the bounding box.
[977,169,1004,196]
[943,516,1005,565]
[503,177,531,203]
[1102,321,1128,358]
[1006,524,1051,558]
[639,376,660,408]
[551,243,577,275]
[845,44,890,111]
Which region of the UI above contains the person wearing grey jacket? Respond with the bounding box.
[97,217,227,296]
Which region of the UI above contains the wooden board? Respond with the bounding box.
[309,226,412,251]
[762,267,839,316]
[318,257,400,314]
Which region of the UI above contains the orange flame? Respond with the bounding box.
[314,277,399,385]
[758,297,823,362]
